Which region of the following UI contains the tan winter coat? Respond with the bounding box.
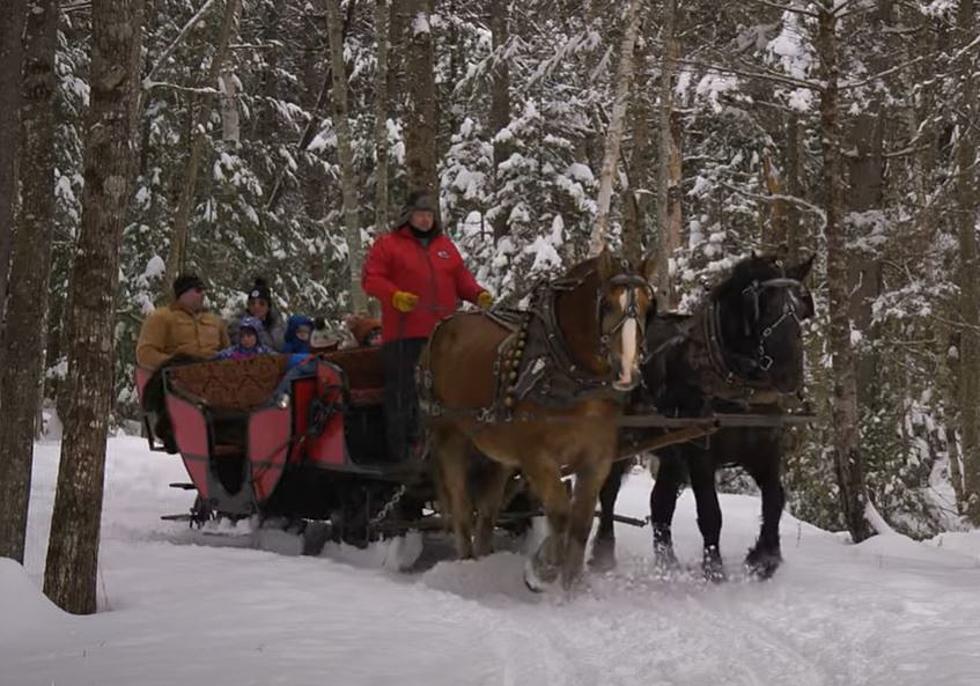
[136,302,230,370]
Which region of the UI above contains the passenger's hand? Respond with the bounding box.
[477,291,494,310]
[392,290,420,313]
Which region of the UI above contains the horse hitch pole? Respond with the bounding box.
[593,511,648,527]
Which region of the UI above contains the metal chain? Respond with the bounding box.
[367,483,408,531]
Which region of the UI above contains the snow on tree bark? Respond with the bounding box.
[0,0,56,565]
[589,0,643,256]
[816,1,873,543]
[43,0,145,615]
[955,0,980,525]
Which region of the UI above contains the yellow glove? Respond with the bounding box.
[477,291,494,310]
[392,290,419,313]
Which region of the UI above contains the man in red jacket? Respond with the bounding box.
[362,190,492,461]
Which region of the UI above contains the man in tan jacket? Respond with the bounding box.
[137,274,228,452]
[137,274,229,370]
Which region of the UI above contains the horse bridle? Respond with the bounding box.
[737,277,811,373]
[597,272,655,359]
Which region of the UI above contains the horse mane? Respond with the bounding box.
[562,254,600,280]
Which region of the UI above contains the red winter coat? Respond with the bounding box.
[362,225,485,342]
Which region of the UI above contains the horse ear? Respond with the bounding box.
[787,253,816,282]
[639,254,657,284]
[597,248,616,280]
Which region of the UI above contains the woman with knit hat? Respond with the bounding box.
[228,276,286,351]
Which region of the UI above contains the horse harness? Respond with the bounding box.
[668,277,810,402]
[419,266,653,423]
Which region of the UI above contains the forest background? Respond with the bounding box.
[1,0,979,546]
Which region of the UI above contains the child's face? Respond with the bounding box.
[296,325,311,342]
[241,329,258,349]
[366,329,382,347]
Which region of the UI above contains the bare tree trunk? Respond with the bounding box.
[250,0,285,141]
[846,2,890,408]
[817,2,872,542]
[326,0,367,312]
[0,0,56,564]
[784,113,802,260]
[590,0,643,255]
[489,0,511,242]
[163,0,242,289]
[622,36,651,267]
[401,0,439,198]
[654,0,682,305]
[373,0,391,235]
[846,113,884,404]
[761,152,787,250]
[0,0,27,337]
[955,0,980,524]
[43,0,145,614]
[219,24,240,144]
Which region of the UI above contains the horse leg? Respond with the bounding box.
[564,456,614,588]
[472,461,514,558]
[688,450,725,582]
[432,425,475,559]
[520,456,571,591]
[745,459,785,579]
[649,448,685,571]
[588,457,628,571]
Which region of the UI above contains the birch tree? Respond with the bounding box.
[589,0,643,255]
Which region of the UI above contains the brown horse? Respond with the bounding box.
[420,251,655,590]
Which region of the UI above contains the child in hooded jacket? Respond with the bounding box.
[215,316,273,360]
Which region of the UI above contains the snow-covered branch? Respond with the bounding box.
[678,58,822,92]
[142,81,220,95]
[142,0,220,90]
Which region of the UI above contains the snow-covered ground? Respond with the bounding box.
[4,437,980,686]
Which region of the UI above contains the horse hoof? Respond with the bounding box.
[587,537,617,572]
[523,557,558,593]
[702,546,727,583]
[653,540,679,575]
[745,547,782,580]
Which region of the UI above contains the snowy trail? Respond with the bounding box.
[3,437,980,685]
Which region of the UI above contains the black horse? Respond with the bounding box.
[591,253,815,580]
